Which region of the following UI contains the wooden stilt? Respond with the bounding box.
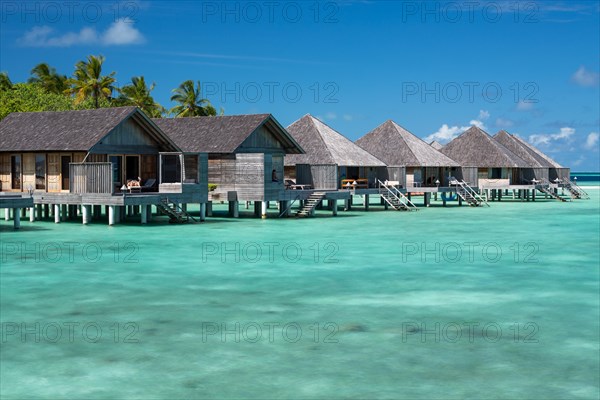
[108,206,116,226]
[200,203,206,221]
[82,205,90,224]
[14,208,20,229]
[141,205,147,224]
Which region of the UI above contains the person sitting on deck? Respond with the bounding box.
[272,169,279,182]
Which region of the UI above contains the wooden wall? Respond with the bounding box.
[0,152,85,193]
[0,154,10,191]
[296,164,338,190]
[237,125,284,153]
[376,166,406,187]
[553,168,570,181]
[208,153,273,201]
[456,167,478,187]
[70,163,112,194]
[89,118,161,155]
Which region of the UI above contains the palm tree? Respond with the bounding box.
[66,55,116,108]
[0,72,12,91]
[169,80,217,117]
[28,63,67,94]
[116,76,165,117]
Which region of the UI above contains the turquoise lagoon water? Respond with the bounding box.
[1,188,599,399]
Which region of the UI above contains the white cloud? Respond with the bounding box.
[584,132,599,150]
[495,118,514,128]
[102,18,145,45]
[343,114,353,121]
[18,18,144,47]
[325,112,337,120]
[516,100,535,111]
[571,66,599,87]
[425,112,488,144]
[529,127,575,146]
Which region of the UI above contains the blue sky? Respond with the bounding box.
[1,0,599,170]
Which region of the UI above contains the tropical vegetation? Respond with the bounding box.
[0,55,221,120]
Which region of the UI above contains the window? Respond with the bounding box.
[161,155,181,183]
[11,155,21,190]
[110,155,122,184]
[183,155,198,183]
[35,154,46,189]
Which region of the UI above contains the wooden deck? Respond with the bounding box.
[0,194,34,209]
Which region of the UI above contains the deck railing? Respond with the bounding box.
[70,163,113,194]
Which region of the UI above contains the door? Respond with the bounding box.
[125,155,140,182]
[61,155,71,191]
[11,155,21,190]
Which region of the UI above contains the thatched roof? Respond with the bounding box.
[493,130,547,168]
[285,115,385,167]
[355,120,459,167]
[430,140,444,150]
[0,107,178,152]
[510,134,564,168]
[441,126,530,168]
[154,114,302,154]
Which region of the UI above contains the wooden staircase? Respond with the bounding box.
[378,180,418,211]
[296,192,326,217]
[156,198,196,223]
[563,178,589,199]
[455,180,489,207]
[538,179,568,202]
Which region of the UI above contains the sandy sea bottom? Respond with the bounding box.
[1,186,599,399]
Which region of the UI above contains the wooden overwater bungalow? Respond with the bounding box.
[440,126,542,201]
[494,130,583,200]
[284,114,387,212]
[154,114,305,218]
[509,134,571,183]
[0,107,208,226]
[356,120,462,206]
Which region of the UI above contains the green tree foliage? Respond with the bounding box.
[0,72,12,91]
[28,63,68,94]
[115,76,165,118]
[170,80,218,117]
[0,83,73,119]
[66,55,116,108]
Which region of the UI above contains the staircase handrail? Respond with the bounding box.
[459,180,490,207]
[377,179,418,210]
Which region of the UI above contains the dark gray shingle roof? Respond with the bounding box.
[285,115,385,167]
[0,107,174,152]
[493,130,547,168]
[355,120,459,167]
[511,134,563,168]
[441,126,530,168]
[154,114,302,154]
